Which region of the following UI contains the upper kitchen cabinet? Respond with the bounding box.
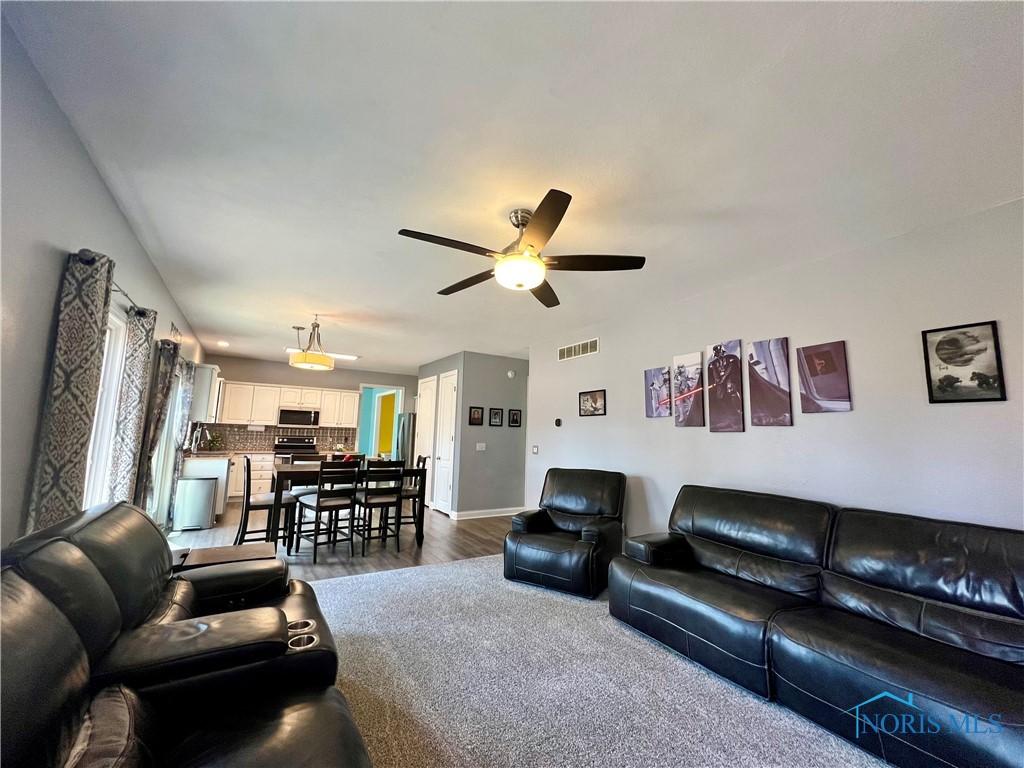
[279,386,302,407]
[280,386,322,409]
[299,388,322,408]
[320,389,341,426]
[338,391,359,428]
[189,364,222,423]
[220,382,280,425]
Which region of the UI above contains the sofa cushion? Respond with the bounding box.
[826,508,1024,662]
[769,605,1024,768]
[164,688,371,768]
[666,486,834,596]
[63,686,151,768]
[608,556,809,696]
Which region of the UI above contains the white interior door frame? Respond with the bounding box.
[432,369,458,514]
[415,375,438,506]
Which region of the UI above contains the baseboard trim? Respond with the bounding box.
[449,506,523,521]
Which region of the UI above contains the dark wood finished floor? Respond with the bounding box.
[168,503,513,582]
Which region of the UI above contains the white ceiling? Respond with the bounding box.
[6,3,1021,374]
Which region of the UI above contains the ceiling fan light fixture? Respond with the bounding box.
[494,251,546,291]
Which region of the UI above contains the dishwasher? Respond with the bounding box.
[173,476,217,530]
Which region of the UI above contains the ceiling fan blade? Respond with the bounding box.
[399,229,498,258]
[437,270,494,295]
[530,280,560,308]
[545,254,647,271]
[520,189,571,254]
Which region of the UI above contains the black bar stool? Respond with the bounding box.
[294,462,360,562]
[355,464,404,554]
[234,456,296,548]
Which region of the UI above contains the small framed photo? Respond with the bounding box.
[488,407,503,427]
[508,409,522,427]
[579,389,607,417]
[468,406,484,426]
[921,321,1006,403]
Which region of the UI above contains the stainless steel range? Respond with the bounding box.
[273,436,318,457]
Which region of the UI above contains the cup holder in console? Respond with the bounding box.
[287,619,317,633]
[288,634,319,650]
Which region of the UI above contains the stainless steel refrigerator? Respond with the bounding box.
[395,412,416,466]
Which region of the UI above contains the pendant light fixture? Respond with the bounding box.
[288,316,334,371]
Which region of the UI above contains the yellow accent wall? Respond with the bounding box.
[377,392,396,455]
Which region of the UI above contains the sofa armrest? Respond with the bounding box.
[93,608,288,690]
[511,508,555,533]
[580,518,623,551]
[176,558,289,613]
[623,533,691,567]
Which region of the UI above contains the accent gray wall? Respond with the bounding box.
[526,201,1023,534]
[205,354,417,394]
[1,19,200,545]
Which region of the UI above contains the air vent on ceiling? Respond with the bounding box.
[558,337,600,361]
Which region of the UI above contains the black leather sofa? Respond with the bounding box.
[504,467,626,598]
[1,502,371,767]
[609,485,1024,768]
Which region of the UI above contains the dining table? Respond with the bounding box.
[269,460,426,550]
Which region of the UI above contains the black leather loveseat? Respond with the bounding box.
[1,502,371,767]
[609,485,1023,768]
[504,467,626,598]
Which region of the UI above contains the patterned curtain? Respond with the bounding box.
[165,357,196,529]
[106,306,157,502]
[28,250,114,532]
[132,339,179,511]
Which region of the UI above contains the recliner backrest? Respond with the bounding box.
[539,468,626,532]
[825,508,1024,663]
[2,502,172,631]
[668,485,835,598]
[1,569,91,768]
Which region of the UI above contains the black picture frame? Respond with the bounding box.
[921,321,1006,403]
[508,409,522,427]
[579,389,607,417]
[468,406,484,426]
[488,407,503,427]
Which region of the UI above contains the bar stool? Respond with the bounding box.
[397,457,428,532]
[234,455,296,547]
[295,462,360,562]
[354,464,404,554]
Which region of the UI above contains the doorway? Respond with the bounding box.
[358,385,404,458]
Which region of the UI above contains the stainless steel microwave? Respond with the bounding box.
[278,408,320,427]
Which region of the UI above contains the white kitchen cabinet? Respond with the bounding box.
[228,453,275,498]
[300,388,322,408]
[250,386,281,425]
[338,391,360,428]
[279,386,302,407]
[220,383,255,424]
[189,364,222,423]
[320,389,341,426]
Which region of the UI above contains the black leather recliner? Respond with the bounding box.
[1,501,372,767]
[769,507,1024,768]
[608,485,834,696]
[504,468,626,598]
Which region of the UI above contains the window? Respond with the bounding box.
[82,311,128,507]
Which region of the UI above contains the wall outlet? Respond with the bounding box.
[531,445,539,455]
[476,442,486,451]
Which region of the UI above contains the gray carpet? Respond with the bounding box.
[312,555,884,768]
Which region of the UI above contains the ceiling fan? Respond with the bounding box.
[398,189,646,308]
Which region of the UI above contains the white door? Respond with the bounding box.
[415,376,438,506]
[432,370,458,514]
[320,390,341,427]
[300,388,322,408]
[338,391,360,428]
[279,386,302,407]
[221,383,254,424]
[250,385,281,425]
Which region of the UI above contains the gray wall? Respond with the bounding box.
[1,20,200,545]
[205,353,417,394]
[417,352,528,514]
[526,201,1023,535]
[458,353,529,512]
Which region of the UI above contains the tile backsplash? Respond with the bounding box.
[201,423,357,453]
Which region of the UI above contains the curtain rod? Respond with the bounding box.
[111,281,143,312]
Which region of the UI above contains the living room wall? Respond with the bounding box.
[525,201,1023,534]
[1,20,200,544]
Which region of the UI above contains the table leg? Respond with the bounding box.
[415,493,425,547]
[269,477,283,550]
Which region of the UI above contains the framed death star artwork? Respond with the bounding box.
[921,321,1005,403]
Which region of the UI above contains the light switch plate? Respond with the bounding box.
[476,442,486,451]
[531,445,539,455]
